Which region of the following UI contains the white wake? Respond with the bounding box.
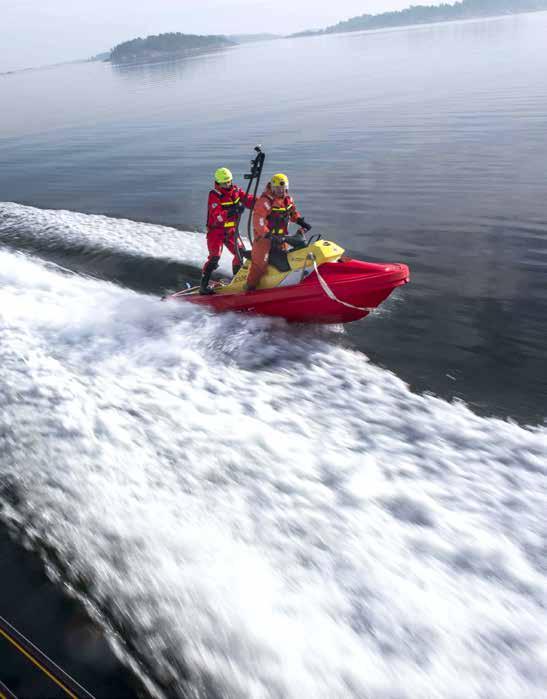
[1,226,546,698]
[0,201,233,274]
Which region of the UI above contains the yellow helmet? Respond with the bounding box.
[214,167,233,185]
[271,173,289,192]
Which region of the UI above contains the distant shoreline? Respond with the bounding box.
[291,9,547,42]
[0,58,96,77]
[108,44,232,66]
[291,0,547,38]
[109,32,235,65]
[3,7,546,77]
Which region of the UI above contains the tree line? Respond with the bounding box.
[292,0,547,37]
[110,33,235,63]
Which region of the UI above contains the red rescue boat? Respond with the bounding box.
[166,239,409,325]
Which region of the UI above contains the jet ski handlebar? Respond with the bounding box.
[284,231,308,249]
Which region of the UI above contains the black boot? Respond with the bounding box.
[233,249,250,276]
[199,274,215,295]
[199,258,218,295]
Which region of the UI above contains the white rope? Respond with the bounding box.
[312,258,375,313]
[0,614,96,699]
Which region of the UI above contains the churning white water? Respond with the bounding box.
[1,205,546,698]
[0,201,233,273]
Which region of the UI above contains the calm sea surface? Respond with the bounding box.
[2,14,546,424]
[1,13,546,699]
[2,14,547,423]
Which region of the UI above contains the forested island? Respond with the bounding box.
[292,0,547,37]
[109,32,235,64]
[98,1,547,66]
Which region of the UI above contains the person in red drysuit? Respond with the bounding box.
[246,173,311,291]
[200,166,255,294]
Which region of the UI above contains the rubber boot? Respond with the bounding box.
[199,260,217,295]
[233,248,250,276]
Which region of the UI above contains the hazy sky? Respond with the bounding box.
[1,0,441,72]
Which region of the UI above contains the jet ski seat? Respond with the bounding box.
[268,232,308,272]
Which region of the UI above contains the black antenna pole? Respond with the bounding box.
[231,146,265,267]
[242,145,265,247]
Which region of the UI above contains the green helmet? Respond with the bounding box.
[214,167,233,185]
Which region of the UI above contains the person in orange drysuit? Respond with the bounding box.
[246,173,311,291]
[200,166,255,294]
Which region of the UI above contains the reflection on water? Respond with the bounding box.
[109,47,232,85]
[1,12,547,423]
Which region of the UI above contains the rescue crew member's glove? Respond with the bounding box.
[228,203,245,221]
[296,217,312,231]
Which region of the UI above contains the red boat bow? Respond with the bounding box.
[167,258,410,325]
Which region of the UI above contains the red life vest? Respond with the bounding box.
[267,196,296,237]
[207,185,244,232]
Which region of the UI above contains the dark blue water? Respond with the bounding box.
[1,13,547,699]
[2,15,546,424]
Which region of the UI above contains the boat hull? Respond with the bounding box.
[167,258,410,324]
